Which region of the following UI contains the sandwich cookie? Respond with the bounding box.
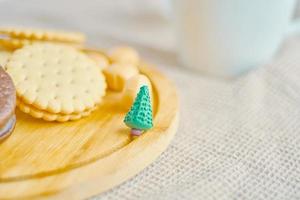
[0,66,16,141]
[6,43,106,121]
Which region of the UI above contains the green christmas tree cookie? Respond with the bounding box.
[124,85,153,136]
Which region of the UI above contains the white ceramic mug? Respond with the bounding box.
[173,0,300,77]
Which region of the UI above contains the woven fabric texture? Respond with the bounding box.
[94,37,300,200]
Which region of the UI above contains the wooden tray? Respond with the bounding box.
[0,63,179,199]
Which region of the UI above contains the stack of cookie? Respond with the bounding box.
[7,43,106,122]
[0,27,85,49]
[0,27,106,122]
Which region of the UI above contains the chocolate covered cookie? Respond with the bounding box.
[0,66,16,141]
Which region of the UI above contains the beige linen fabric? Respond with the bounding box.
[0,0,300,199]
[94,37,300,200]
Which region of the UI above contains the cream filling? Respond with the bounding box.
[0,115,16,138]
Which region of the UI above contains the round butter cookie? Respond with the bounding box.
[103,63,139,91]
[109,46,140,65]
[17,100,96,122]
[6,43,106,115]
[0,50,11,67]
[0,38,83,50]
[0,27,85,43]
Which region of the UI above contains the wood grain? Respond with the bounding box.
[0,62,179,199]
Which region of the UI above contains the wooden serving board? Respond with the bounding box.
[0,63,179,199]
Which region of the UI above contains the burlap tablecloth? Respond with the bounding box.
[1,0,300,199]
